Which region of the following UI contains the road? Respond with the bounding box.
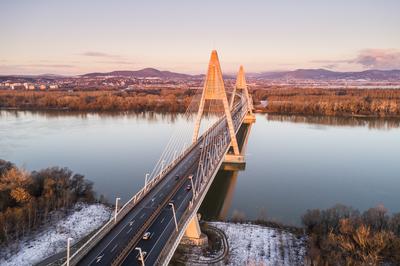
[78,138,204,265]
[76,101,244,266]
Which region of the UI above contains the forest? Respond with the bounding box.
[1,88,400,117]
[253,87,400,117]
[0,89,194,113]
[302,204,400,265]
[0,160,97,244]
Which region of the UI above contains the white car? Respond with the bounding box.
[143,232,152,240]
[136,251,147,261]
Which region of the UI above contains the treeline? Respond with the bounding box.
[0,89,194,112]
[302,204,400,265]
[0,160,96,244]
[253,88,400,117]
[1,88,400,117]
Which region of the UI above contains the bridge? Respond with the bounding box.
[64,50,256,266]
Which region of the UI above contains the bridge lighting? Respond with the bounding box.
[160,160,166,175]
[114,197,121,222]
[188,175,196,198]
[181,142,187,154]
[169,202,178,232]
[66,237,73,266]
[135,247,145,266]
[145,173,149,188]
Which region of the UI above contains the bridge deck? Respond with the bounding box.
[70,99,247,266]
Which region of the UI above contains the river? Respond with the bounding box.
[1,110,399,225]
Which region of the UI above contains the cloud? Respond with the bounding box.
[80,51,120,58]
[95,60,136,65]
[311,49,400,70]
[26,64,75,68]
[353,49,400,69]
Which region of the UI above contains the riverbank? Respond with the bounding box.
[1,88,400,117]
[175,221,307,265]
[0,203,111,266]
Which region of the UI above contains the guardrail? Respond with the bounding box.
[65,134,201,265]
[65,98,248,266]
[154,103,248,265]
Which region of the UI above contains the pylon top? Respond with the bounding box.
[203,50,226,100]
[235,65,247,90]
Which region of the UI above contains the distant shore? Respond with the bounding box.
[1,88,400,117]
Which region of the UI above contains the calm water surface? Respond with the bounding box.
[1,111,400,225]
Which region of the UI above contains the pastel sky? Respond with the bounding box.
[1,0,399,75]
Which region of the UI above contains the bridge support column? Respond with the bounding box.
[224,65,256,168]
[182,214,208,246]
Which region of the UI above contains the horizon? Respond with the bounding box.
[1,0,400,75]
[2,66,400,78]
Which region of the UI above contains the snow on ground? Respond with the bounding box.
[0,203,111,266]
[211,221,307,266]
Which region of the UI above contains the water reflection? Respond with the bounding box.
[266,114,400,130]
[199,170,239,220]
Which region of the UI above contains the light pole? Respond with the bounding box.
[160,160,165,175]
[145,173,149,189]
[67,237,73,266]
[169,202,178,232]
[135,247,145,266]
[114,197,121,222]
[188,175,196,198]
[181,142,187,154]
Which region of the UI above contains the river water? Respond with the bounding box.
[1,111,399,225]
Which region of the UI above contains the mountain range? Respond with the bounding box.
[2,68,400,81]
[81,68,197,79]
[82,68,400,81]
[248,69,400,80]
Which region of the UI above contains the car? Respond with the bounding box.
[143,232,152,240]
[175,175,180,180]
[186,184,192,191]
[136,251,147,261]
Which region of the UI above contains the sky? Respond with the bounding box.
[0,0,399,75]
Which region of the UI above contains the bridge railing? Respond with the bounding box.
[64,129,203,265]
[155,100,248,265]
[65,96,248,265]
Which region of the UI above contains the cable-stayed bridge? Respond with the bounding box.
[65,50,256,266]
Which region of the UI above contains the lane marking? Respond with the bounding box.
[95,254,104,263]
[144,188,192,263]
[126,227,133,234]
[129,220,135,226]
[111,244,118,253]
[160,217,165,224]
[140,213,145,219]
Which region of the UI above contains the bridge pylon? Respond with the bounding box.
[192,50,240,156]
[230,65,256,124]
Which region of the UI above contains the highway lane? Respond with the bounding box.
[121,160,199,265]
[121,118,230,265]
[74,100,245,266]
[78,142,204,266]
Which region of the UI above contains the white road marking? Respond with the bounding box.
[160,217,165,224]
[96,254,104,263]
[129,220,135,226]
[145,190,191,262]
[140,213,145,219]
[111,244,118,253]
[126,227,133,234]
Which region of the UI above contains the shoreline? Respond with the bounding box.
[2,107,400,119]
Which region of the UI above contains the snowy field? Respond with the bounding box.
[211,222,307,266]
[0,203,111,266]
